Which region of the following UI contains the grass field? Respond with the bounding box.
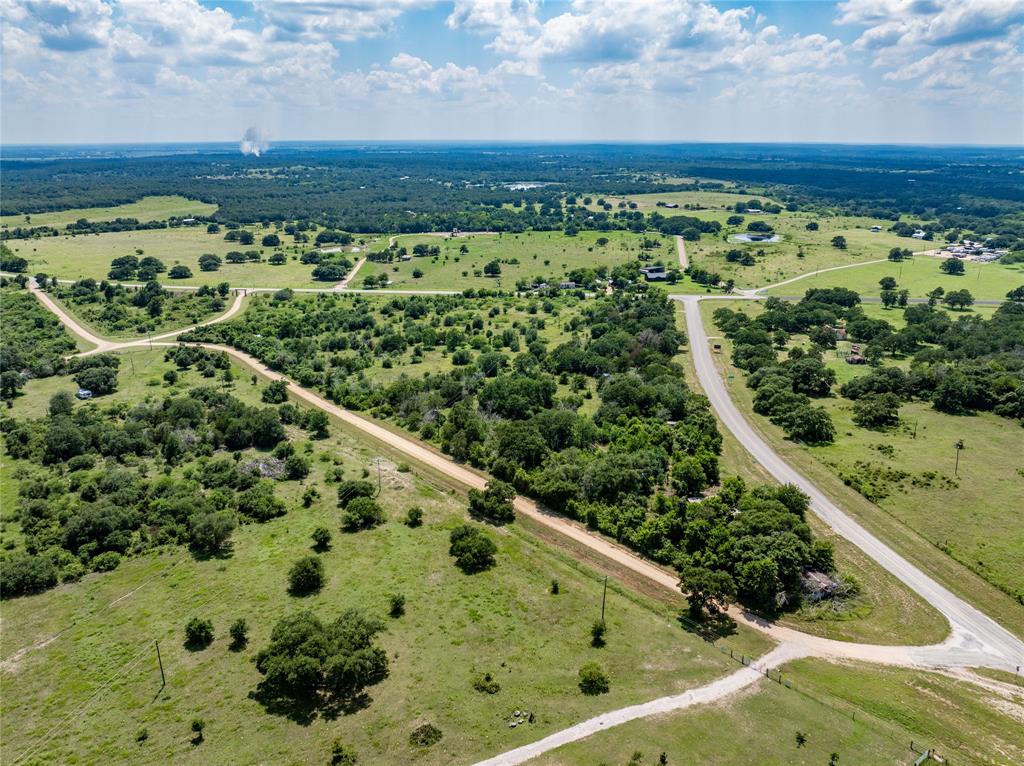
[0,196,218,229]
[577,189,771,213]
[372,230,671,291]
[766,256,1024,302]
[1,347,771,766]
[701,300,1024,637]
[46,287,229,339]
[531,658,1024,765]
[6,226,337,289]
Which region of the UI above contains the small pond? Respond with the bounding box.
[731,233,781,243]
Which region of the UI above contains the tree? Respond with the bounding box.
[268,252,287,265]
[678,563,735,620]
[230,618,249,650]
[467,480,516,524]
[449,524,497,573]
[169,265,193,279]
[0,552,58,597]
[341,497,385,531]
[483,260,501,276]
[830,235,847,250]
[185,617,214,648]
[189,510,236,554]
[878,276,897,290]
[880,288,898,308]
[943,289,974,310]
[781,404,835,444]
[939,258,964,275]
[254,609,388,706]
[48,391,74,415]
[1007,286,1024,302]
[262,234,281,247]
[74,365,118,395]
[198,254,222,272]
[852,393,901,429]
[330,740,359,765]
[805,222,818,231]
[262,380,289,404]
[288,555,325,595]
[305,409,330,438]
[578,663,610,695]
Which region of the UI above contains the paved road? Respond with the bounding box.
[473,643,808,766]
[682,296,1024,670]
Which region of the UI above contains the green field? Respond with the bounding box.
[6,226,346,289]
[532,659,1024,765]
[1,347,772,765]
[701,300,1024,636]
[0,196,218,229]
[578,189,771,213]
[766,256,1024,302]
[370,230,671,291]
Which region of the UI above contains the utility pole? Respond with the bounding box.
[374,457,383,496]
[954,439,965,476]
[155,640,166,689]
[600,575,608,625]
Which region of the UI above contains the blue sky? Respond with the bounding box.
[2,0,1022,145]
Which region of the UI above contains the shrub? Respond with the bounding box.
[388,593,405,618]
[330,740,358,765]
[169,265,193,279]
[191,718,205,743]
[590,620,607,648]
[91,551,122,572]
[312,526,332,551]
[136,727,149,743]
[341,497,385,532]
[288,555,325,595]
[550,579,559,595]
[262,380,289,404]
[185,617,214,648]
[404,507,423,527]
[229,618,248,649]
[409,723,443,748]
[0,552,58,598]
[449,524,497,573]
[578,663,610,695]
[467,479,516,524]
[472,672,501,694]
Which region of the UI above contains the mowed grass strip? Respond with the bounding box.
[0,348,752,766]
[0,196,218,230]
[529,658,1024,765]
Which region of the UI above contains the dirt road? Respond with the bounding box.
[675,235,688,270]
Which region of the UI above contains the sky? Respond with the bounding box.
[1,0,1022,146]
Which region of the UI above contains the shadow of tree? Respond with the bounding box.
[249,686,372,725]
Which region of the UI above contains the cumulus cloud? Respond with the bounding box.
[257,0,434,42]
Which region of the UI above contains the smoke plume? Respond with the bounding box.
[240,126,269,157]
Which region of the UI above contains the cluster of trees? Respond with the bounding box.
[108,254,166,281]
[51,278,228,335]
[0,381,318,598]
[185,286,834,613]
[0,284,77,400]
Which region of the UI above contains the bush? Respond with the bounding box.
[330,740,358,765]
[388,593,405,618]
[191,718,205,744]
[404,506,423,527]
[0,552,58,598]
[337,480,375,506]
[169,265,193,279]
[578,662,610,695]
[409,723,443,748]
[91,550,122,572]
[185,617,214,648]
[288,555,325,595]
[467,479,517,524]
[550,579,559,595]
[230,618,249,649]
[312,526,332,551]
[472,672,501,694]
[590,620,607,648]
[341,497,385,532]
[262,380,289,404]
[449,524,497,573]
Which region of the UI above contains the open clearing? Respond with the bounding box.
[372,230,671,291]
[765,256,1024,302]
[6,226,331,289]
[701,300,1024,637]
[0,347,765,766]
[529,658,1024,765]
[0,196,217,229]
[577,189,771,213]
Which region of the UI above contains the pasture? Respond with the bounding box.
[369,230,671,291]
[0,196,217,230]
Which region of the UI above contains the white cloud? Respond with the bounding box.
[257,0,433,43]
[365,53,503,100]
